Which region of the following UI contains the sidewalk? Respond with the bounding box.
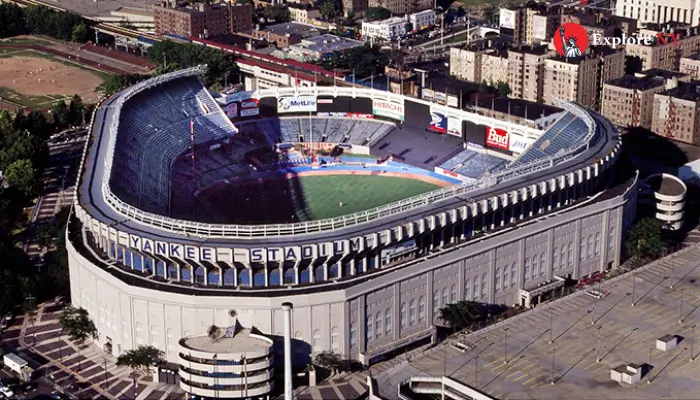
[293,373,369,400]
[18,301,184,400]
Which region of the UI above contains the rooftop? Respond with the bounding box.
[637,68,688,80]
[550,45,621,64]
[258,22,320,38]
[645,175,685,196]
[605,75,665,91]
[182,328,272,353]
[474,97,563,120]
[291,34,364,54]
[365,16,408,25]
[662,80,700,101]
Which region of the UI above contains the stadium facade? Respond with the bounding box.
[67,66,637,377]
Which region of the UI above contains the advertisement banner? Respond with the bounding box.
[278,95,317,114]
[500,8,516,30]
[447,95,459,108]
[532,15,547,40]
[508,133,535,154]
[447,117,461,137]
[239,98,260,117]
[318,98,334,104]
[429,110,447,133]
[317,112,348,117]
[224,90,255,104]
[372,99,405,121]
[485,126,509,151]
[224,103,238,118]
[348,112,374,119]
[466,142,484,150]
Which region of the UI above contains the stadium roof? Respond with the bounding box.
[474,97,563,119]
[290,34,364,55]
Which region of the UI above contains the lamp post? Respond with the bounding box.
[103,358,108,389]
[591,304,596,325]
[596,326,602,363]
[504,327,509,364]
[550,346,556,385]
[549,314,553,344]
[632,269,637,306]
[692,325,697,362]
[679,291,685,323]
[474,355,479,388]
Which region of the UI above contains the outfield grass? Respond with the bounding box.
[299,175,439,220]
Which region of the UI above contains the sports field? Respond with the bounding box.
[198,173,442,224]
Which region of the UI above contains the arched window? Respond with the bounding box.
[580,238,586,261]
[451,284,457,302]
[609,227,615,250]
[473,277,479,300]
[313,329,322,352]
[587,235,594,259]
[166,329,174,352]
[568,242,574,266]
[552,249,558,271]
[525,257,531,281]
[331,327,339,351]
[409,299,417,326]
[375,313,382,339]
[350,322,357,347]
[560,245,566,269]
[150,325,158,348]
[510,263,517,287]
[495,268,501,293]
[595,233,601,256]
[502,267,509,289]
[442,288,448,305]
[539,252,545,276]
[433,290,440,313]
[366,315,373,342]
[532,256,538,278]
[385,309,392,336]
[135,322,143,346]
[465,279,471,300]
[481,273,487,298]
[400,303,407,328]
[418,296,426,323]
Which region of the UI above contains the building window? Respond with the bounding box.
[433,290,440,313]
[350,322,357,347]
[331,327,339,351]
[375,313,382,339]
[385,309,392,336]
[313,329,322,352]
[561,245,566,269]
[481,273,487,298]
[568,242,574,266]
[511,263,517,287]
[552,249,558,271]
[503,267,509,289]
[450,284,457,302]
[418,296,425,323]
[532,256,538,278]
[409,299,417,326]
[595,233,601,256]
[525,257,531,281]
[442,288,448,306]
[540,253,545,276]
[588,235,594,259]
[495,268,501,293]
[400,303,407,328]
[366,315,372,342]
[473,276,479,300]
[580,238,586,261]
[465,279,471,300]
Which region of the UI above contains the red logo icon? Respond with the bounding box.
[486,127,509,150]
[554,23,589,57]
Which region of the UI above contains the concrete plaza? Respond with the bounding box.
[375,245,700,399]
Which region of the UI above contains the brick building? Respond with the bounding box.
[652,80,700,144]
[153,0,252,38]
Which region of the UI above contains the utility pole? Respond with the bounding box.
[692,325,697,362]
[549,314,553,344]
[474,355,479,388]
[596,326,602,362]
[632,269,637,306]
[679,291,685,323]
[591,303,596,325]
[550,346,556,385]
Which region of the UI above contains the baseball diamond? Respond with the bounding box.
[67,66,635,399]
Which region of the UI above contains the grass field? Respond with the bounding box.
[199,173,441,224]
[300,175,439,220]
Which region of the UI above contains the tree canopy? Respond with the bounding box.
[365,7,391,21]
[320,45,390,79]
[116,345,166,375]
[625,218,665,261]
[313,350,347,374]
[60,306,98,342]
[146,40,238,87]
[439,300,481,331]
[261,5,291,23]
[319,0,341,20]
[0,3,94,42]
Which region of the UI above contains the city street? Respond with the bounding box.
[376,246,700,399]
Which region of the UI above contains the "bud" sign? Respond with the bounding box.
[486,127,509,150]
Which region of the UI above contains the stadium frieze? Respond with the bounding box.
[126,234,371,264]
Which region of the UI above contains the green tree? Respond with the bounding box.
[313,350,345,374]
[71,22,87,42]
[320,45,389,78]
[439,300,481,331]
[60,306,98,342]
[25,111,50,139]
[365,7,391,21]
[625,218,665,262]
[116,345,166,376]
[5,159,36,198]
[0,3,27,37]
[496,81,511,96]
[320,0,339,20]
[263,5,291,23]
[52,101,69,127]
[68,94,84,126]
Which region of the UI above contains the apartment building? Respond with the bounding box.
[680,53,700,78]
[543,46,625,109]
[626,27,700,71]
[652,80,700,144]
[252,22,320,47]
[409,9,436,31]
[361,16,409,41]
[615,0,700,25]
[289,5,322,25]
[342,0,368,16]
[366,0,431,16]
[153,0,252,38]
[525,7,559,45]
[601,70,687,129]
[449,41,491,82]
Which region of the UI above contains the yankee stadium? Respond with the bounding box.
[67,65,637,395]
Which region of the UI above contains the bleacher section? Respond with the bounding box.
[511,113,587,167]
[111,76,236,214]
[439,149,507,179]
[244,118,395,146]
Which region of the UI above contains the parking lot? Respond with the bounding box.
[377,246,700,399]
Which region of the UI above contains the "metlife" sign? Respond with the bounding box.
[277,95,317,114]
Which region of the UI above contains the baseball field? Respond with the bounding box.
[198,172,445,224]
